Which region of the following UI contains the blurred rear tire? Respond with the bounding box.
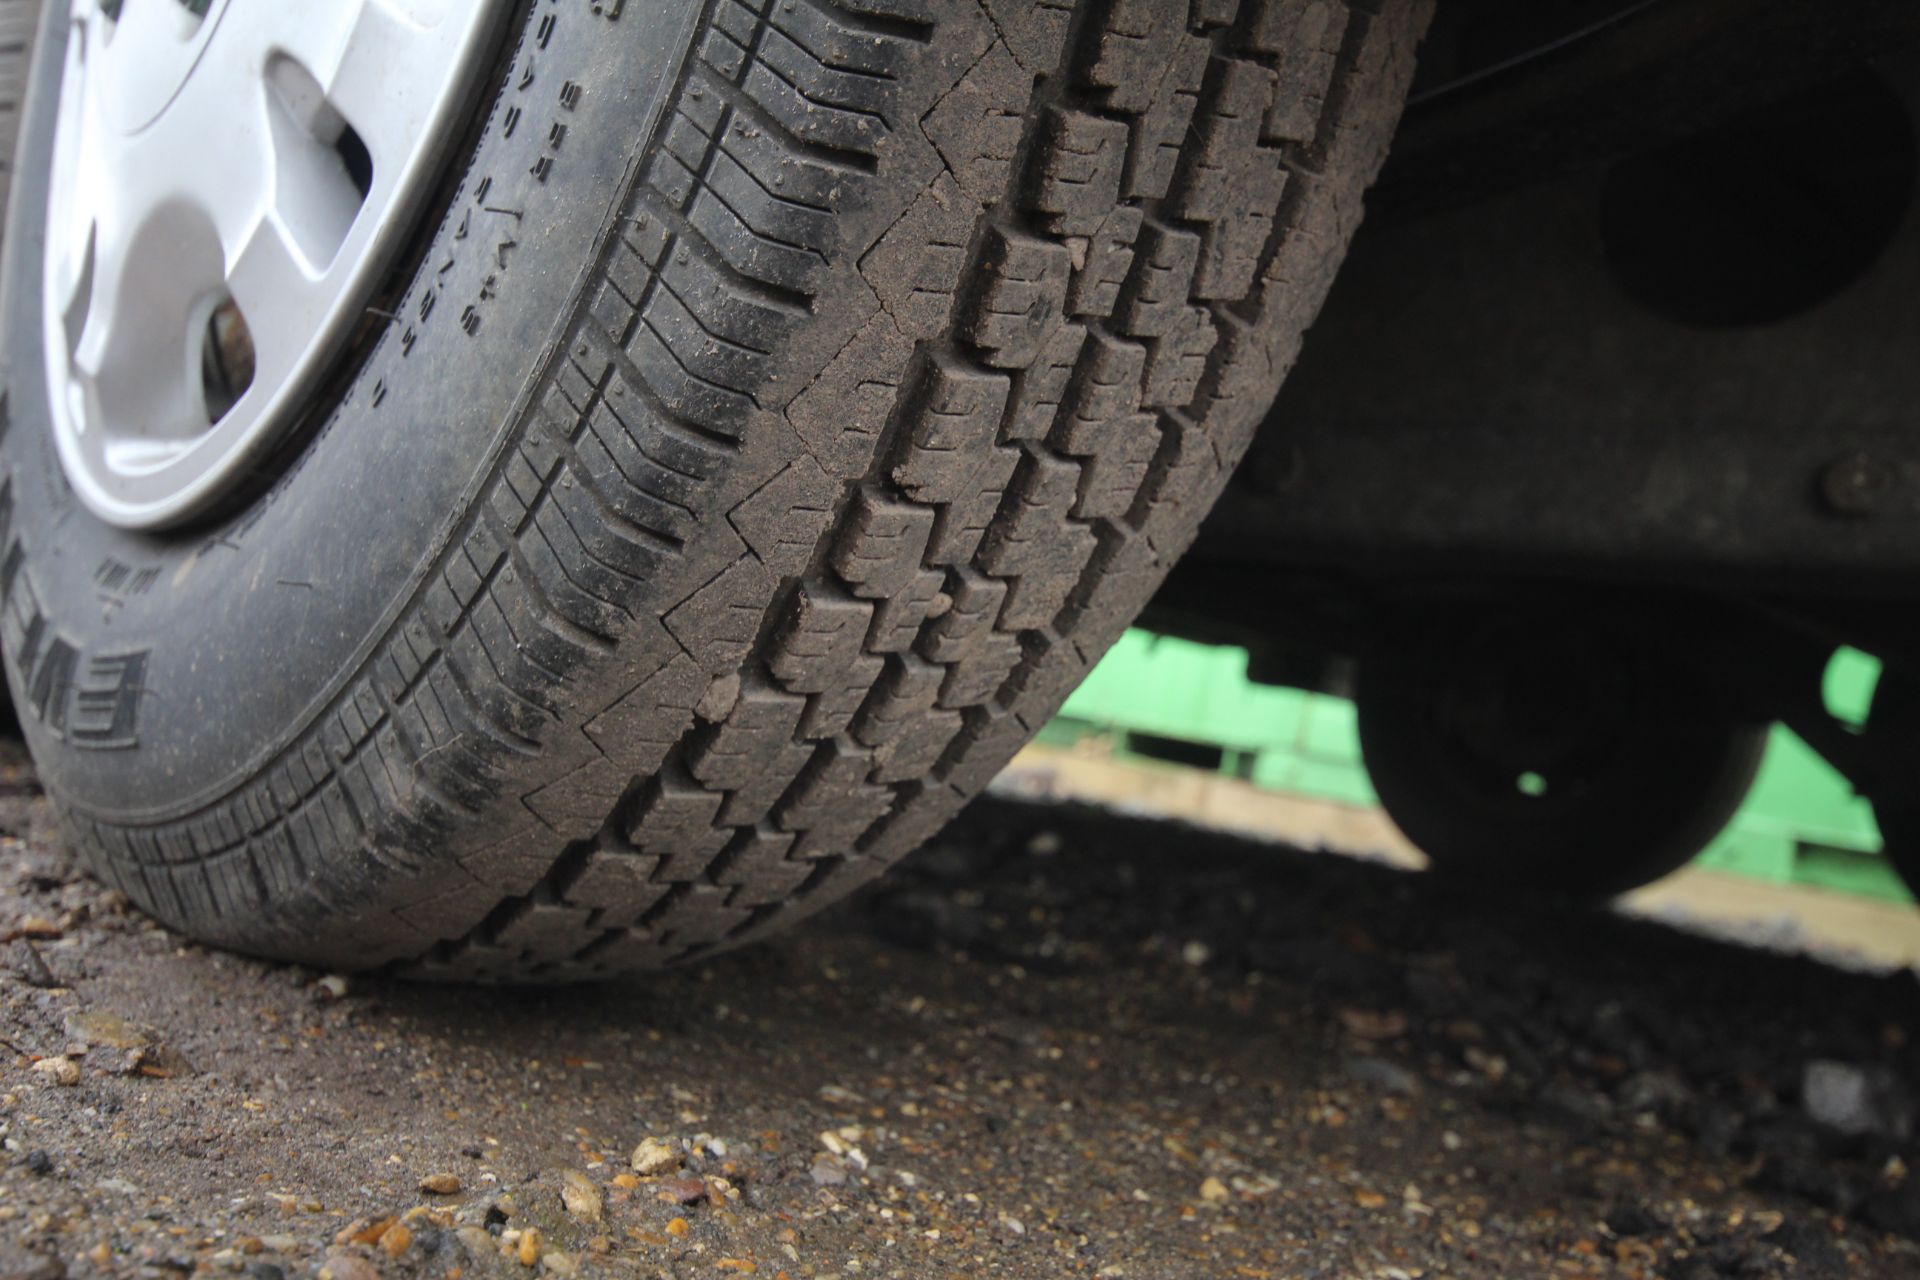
[1355,601,1765,899]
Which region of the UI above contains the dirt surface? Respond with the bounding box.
[2,746,1919,1280]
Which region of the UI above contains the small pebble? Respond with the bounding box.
[560,1169,603,1223]
[378,1222,412,1259]
[33,1056,81,1086]
[419,1173,461,1195]
[631,1136,680,1175]
[317,1255,379,1280]
[455,1227,495,1260]
[516,1227,543,1267]
[658,1176,708,1205]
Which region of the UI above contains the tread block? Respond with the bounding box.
[584,652,705,769]
[759,27,898,119]
[1142,305,1219,408]
[999,561,1081,631]
[664,557,777,668]
[659,244,803,363]
[541,458,678,583]
[655,882,755,944]
[830,490,936,598]
[961,228,1073,370]
[772,0,925,77]
[740,58,892,161]
[712,105,848,214]
[786,311,915,479]
[1193,0,1242,26]
[920,567,1005,657]
[687,680,808,789]
[1120,31,1210,200]
[922,40,1029,205]
[461,826,566,901]
[523,756,633,838]
[1029,108,1129,237]
[977,452,1096,579]
[861,173,979,340]
[729,457,840,576]
[1072,413,1161,520]
[637,282,767,403]
[852,653,945,748]
[585,379,725,518]
[1052,335,1159,516]
[1134,408,1219,521]
[935,704,1035,793]
[768,581,873,693]
[873,708,964,783]
[493,898,598,957]
[449,609,558,738]
[627,766,732,881]
[1065,206,1144,319]
[715,735,818,825]
[778,740,896,857]
[1082,2,1192,113]
[626,320,760,431]
[1057,330,1147,439]
[715,827,815,907]
[1002,324,1089,441]
[769,582,890,739]
[888,354,1012,505]
[1117,220,1201,339]
[527,490,648,630]
[1174,57,1292,299]
[690,159,833,296]
[867,569,945,652]
[560,848,671,931]
[798,650,887,740]
[981,0,1073,74]
[1250,0,1349,146]
[926,443,1019,566]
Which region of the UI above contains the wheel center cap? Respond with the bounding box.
[94,0,229,135]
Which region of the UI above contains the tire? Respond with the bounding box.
[0,1,1429,979]
[0,0,41,736]
[1354,606,1767,900]
[0,0,37,277]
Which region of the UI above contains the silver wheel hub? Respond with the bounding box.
[42,0,499,529]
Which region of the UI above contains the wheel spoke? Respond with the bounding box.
[321,1,458,190]
[225,215,326,417]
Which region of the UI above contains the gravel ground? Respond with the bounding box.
[2,743,1918,1280]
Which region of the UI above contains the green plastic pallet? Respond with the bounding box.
[1052,632,1912,904]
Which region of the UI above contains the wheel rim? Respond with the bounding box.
[41,0,501,529]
